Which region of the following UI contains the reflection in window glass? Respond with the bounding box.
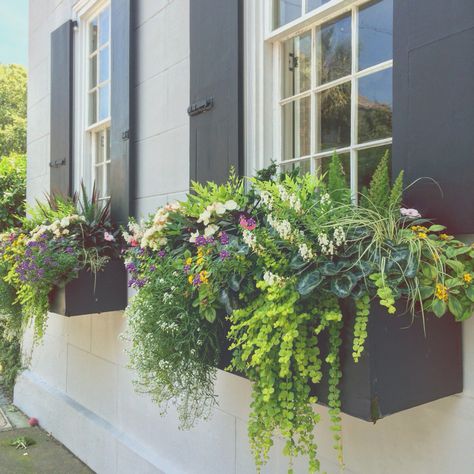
[307,0,331,12]
[99,7,110,46]
[89,55,97,89]
[281,159,311,176]
[358,68,392,143]
[317,14,351,85]
[89,18,98,53]
[282,96,311,161]
[282,31,312,99]
[318,153,350,184]
[274,0,302,28]
[358,145,391,193]
[359,0,393,71]
[99,47,110,84]
[319,82,351,151]
[88,91,97,125]
[98,84,110,122]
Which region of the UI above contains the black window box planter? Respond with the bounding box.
[219,299,463,422]
[49,259,128,317]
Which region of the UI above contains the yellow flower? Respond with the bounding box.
[188,274,194,284]
[463,273,472,284]
[185,257,193,266]
[197,248,204,258]
[197,257,204,266]
[435,283,448,302]
[418,232,428,239]
[411,226,419,232]
[199,270,209,284]
[440,234,451,241]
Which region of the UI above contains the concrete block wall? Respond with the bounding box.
[18,0,474,473]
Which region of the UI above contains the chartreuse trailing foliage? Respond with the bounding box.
[118,153,474,473]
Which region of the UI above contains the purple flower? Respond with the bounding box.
[220,231,229,245]
[195,235,208,247]
[150,265,156,272]
[157,250,166,258]
[126,262,137,272]
[183,264,191,273]
[65,247,74,254]
[219,250,231,261]
[192,274,202,286]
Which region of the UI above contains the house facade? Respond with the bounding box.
[18,0,474,473]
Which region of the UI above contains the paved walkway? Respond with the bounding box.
[0,385,93,473]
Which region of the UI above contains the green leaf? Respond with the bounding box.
[419,286,434,300]
[289,254,307,270]
[331,273,358,299]
[296,271,323,296]
[320,261,347,276]
[446,259,464,275]
[202,306,217,323]
[466,285,474,303]
[432,298,447,318]
[428,225,447,232]
[448,295,464,321]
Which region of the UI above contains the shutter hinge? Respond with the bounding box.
[122,130,130,141]
[49,158,66,168]
[188,97,214,117]
[288,52,298,71]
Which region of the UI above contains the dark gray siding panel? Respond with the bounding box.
[393,0,474,234]
[110,0,135,224]
[50,21,74,196]
[190,0,243,184]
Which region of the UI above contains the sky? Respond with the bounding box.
[0,0,28,67]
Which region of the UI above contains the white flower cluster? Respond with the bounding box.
[298,243,314,261]
[259,190,274,210]
[263,271,285,286]
[30,214,84,241]
[242,229,257,249]
[320,193,331,205]
[278,184,302,213]
[197,200,238,226]
[140,202,181,250]
[267,215,293,241]
[317,226,346,256]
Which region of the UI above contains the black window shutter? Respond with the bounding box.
[110,0,134,224]
[50,20,74,196]
[189,0,243,184]
[393,0,474,234]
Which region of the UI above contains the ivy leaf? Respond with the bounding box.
[466,285,474,302]
[448,295,464,321]
[331,273,358,299]
[432,298,447,318]
[289,254,307,270]
[229,274,241,292]
[297,271,323,296]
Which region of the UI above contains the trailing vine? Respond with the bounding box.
[352,294,371,362]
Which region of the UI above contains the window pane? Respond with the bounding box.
[106,128,111,162]
[105,163,111,197]
[95,164,104,196]
[318,82,351,151]
[99,47,110,84]
[282,31,312,99]
[88,91,97,125]
[99,7,110,46]
[89,55,97,89]
[317,14,351,85]
[282,96,311,161]
[281,159,311,176]
[358,145,391,193]
[318,153,350,184]
[98,84,110,121]
[96,130,106,164]
[358,68,392,143]
[89,18,98,53]
[307,0,331,12]
[358,0,393,71]
[274,0,302,28]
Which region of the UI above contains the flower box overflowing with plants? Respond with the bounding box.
[122,154,472,473]
[0,186,124,340]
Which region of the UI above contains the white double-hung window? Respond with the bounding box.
[79,1,111,202]
[270,0,393,194]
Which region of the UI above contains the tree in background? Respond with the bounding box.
[0,63,27,396]
[0,65,27,156]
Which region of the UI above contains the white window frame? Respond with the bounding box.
[73,0,111,201]
[244,0,393,196]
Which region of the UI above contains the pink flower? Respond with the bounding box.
[400,208,421,219]
[239,215,257,231]
[104,232,115,242]
[28,417,39,427]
